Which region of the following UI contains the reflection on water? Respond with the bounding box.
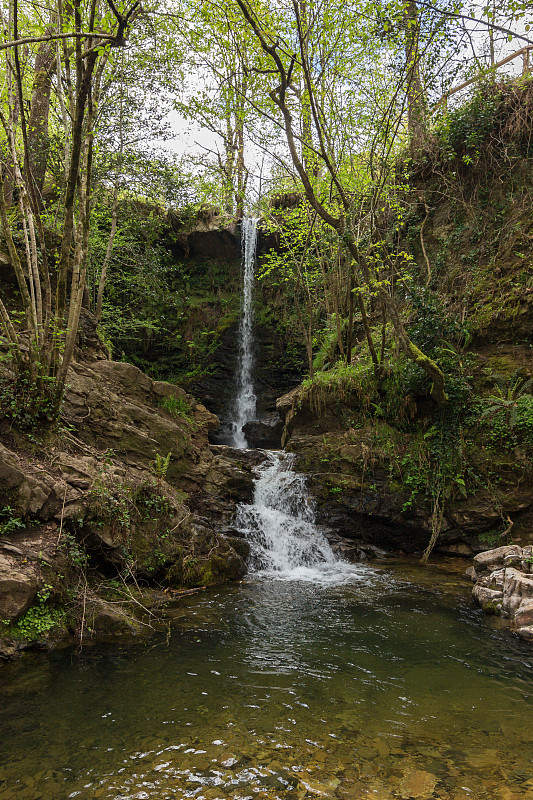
[1,563,533,800]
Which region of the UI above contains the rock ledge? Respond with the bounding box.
[469,545,533,641]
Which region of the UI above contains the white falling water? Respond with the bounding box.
[231,220,359,582]
[236,452,357,582]
[232,218,259,449]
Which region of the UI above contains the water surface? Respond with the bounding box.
[1,563,532,800]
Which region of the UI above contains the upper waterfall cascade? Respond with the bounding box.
[231,218,259,449]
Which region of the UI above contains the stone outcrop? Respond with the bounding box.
[469,545,533,640]
[0,553,40,620]
[243,413,284,449]
[276,387,533,554]
[0,357,261,655]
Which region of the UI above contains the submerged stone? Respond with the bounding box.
[398,769,437,799]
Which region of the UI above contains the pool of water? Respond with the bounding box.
[1,561,532,800]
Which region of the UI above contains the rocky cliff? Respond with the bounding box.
[276,357,533,559]
[0,329,260,658]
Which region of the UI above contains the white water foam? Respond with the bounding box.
[236,451,367,584]
[232,218,259,449]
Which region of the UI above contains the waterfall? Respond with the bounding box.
[236,452,355,582]
[232,218,259,449]
[231,219,354,582]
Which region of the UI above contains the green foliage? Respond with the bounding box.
[407,286,468,354]
[436,87,503,163]
[88,473,135,535]
[482,391,533,454]
[478,529,505,548]
[93,200,241,383]
[60,532,90,569]
[150,451,172,480]
[0,507,25,536]
[159,395,191,419]
[0,369,57,431]
[4,584,65,642]
[434,81,533,166]
[479,373,533,454]
[301,359,377,416]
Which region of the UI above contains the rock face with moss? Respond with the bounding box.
[0,350,259,658]
[277,349,533,558]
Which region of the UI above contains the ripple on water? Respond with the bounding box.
[1,570,533,800]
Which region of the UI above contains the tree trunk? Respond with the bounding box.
[404,0,427,154]
[27,36,56,201]
[299,0,316,177]
[95,181,119,322]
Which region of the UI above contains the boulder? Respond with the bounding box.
[517,625,533,641]
[0,444,56,518]
[85,598,145,637]
[502,568,533,616]
[472,584,503,612]
[473,546,523,574]
[62,361,217,479]
[243,413,284,449]
[514,598,533,627]
[276,386,301,419]
[0,554,40,621]
[472,545,533,641]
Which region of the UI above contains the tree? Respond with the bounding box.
[0,0,140,423]
[403,0,428,152]
[231,0,447,404]
[173,1,264,217]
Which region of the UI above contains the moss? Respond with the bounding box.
[199,565,214,585]
[215,312,239,335]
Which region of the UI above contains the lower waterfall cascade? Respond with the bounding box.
[236,451,357,582]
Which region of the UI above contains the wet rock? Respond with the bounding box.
[515,599,533,626]
[398,769,438,799]
[502,568,533,619]
[0,553,40,621]
[243,413,284,449]
[85,598,145,637]
[210,445,269,469]
[472,546,533,640]
[0,638,21,660]
[517,625,533,641]
[225,536,251,559]
[327,534,388,562]
[473,546,522,573]
[473,585,503,612]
